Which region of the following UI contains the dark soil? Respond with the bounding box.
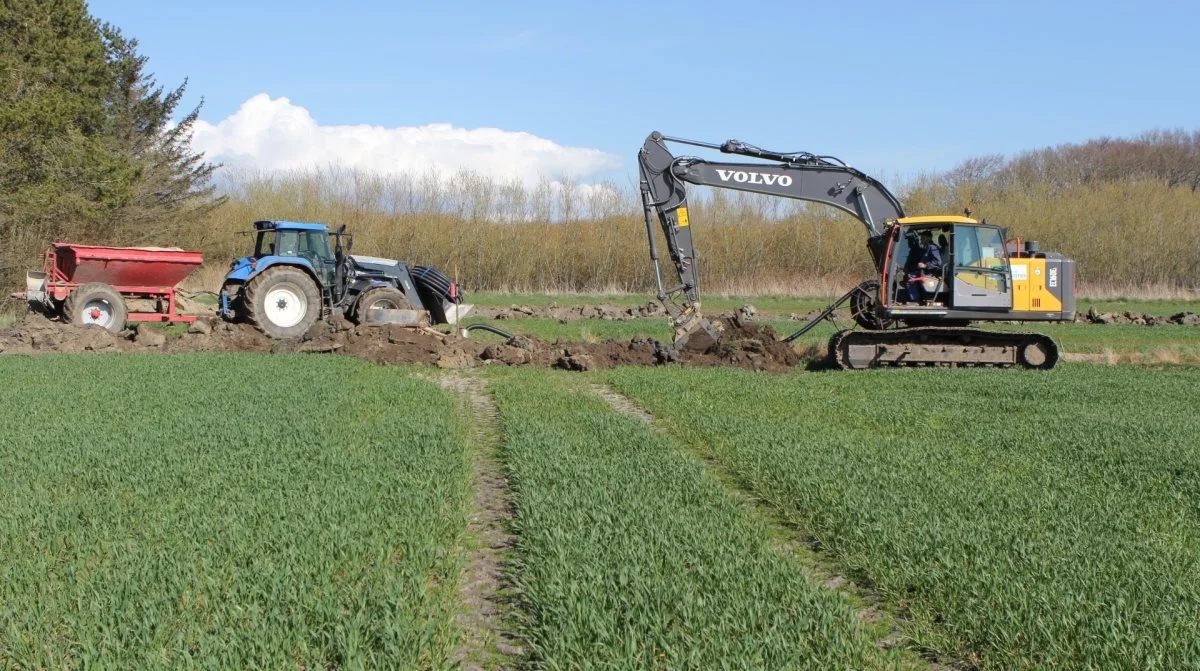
[0,312,804,372]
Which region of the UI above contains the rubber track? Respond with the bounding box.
[831,327,1060,370]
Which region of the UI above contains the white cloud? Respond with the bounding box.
[189,94,621,185]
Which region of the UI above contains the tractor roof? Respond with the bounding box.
[252,220,329,232]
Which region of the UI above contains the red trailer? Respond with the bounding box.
[13,243,205,333]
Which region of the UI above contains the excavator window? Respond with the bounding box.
[955,226,1007,270]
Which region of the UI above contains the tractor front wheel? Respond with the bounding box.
[63,283,128,333]
[243,267,321,338]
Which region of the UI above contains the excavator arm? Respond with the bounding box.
[638,131,906,348]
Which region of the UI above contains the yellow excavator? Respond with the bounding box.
[638,132,1076,369]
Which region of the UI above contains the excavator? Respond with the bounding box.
[638,132,1077,369]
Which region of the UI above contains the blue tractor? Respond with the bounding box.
[220,220,470,338]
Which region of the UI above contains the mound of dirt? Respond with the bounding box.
[0,313,124,354]
[695,315,804,372]
[0,311,806,373]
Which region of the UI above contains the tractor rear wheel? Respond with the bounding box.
[63,283,128,333]
[243,267,321,338]
[353,286,414,324]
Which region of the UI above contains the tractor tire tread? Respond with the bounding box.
[243,266,321,339]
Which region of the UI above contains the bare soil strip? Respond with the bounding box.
[437,373,524,670]
[0,313,801,372]
[589,383,947,670]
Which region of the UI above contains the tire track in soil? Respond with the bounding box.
[588,382,953,671]
[437,373,524,670]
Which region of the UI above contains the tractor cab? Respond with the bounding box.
[245,220,355,290]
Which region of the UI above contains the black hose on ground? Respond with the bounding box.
[463,323,513,338]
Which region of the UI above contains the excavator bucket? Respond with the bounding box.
[672,312,724,353]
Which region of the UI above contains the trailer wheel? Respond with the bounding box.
[63,283,128,333]
[353,287,413,324]
[243,267,321,338]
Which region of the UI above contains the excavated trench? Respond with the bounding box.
[0,313,803,372]
[3,299,1193,372]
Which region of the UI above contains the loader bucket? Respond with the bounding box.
[441,302,473,325]
[364,309,430,327]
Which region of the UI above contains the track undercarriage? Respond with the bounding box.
[829,327,1059,370]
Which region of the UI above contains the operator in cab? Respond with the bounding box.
[906,230,943,302]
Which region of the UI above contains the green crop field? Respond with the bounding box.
[0,355,471,668]
[490,371,905,668]
[3,352,1200,669]
[606,365,1200,669]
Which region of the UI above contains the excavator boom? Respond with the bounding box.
[641,133,905,236]
[639,131,904,349]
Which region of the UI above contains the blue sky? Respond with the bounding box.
[89,0,1199,184]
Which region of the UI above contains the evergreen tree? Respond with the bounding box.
[99,24,223,242]
[0,0,221,284]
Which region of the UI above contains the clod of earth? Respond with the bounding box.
[187,318,213,335]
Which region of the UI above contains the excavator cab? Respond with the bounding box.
[881,218,1015,314]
